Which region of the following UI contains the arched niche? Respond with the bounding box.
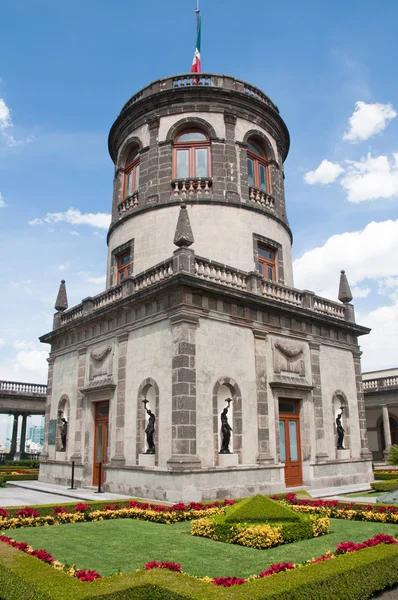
[212,377,242,464]
[332,390,350,453]
[136,378,159,464]
[56,394,70,452]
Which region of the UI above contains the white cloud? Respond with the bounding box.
[70,231,80,236]
[304,160,344,185]
[341,153,398,202]
[351,286,371,299]
[59,263,68,272]
[44,208,111,229]
[0,192,6,208]
[28,218,43,225]
[359,302,398,371]
[293,219,398,300]
[14,350,49,380]
[12,340,37,351]
[0,99,12,130]
[87,275,106,284]
[0,339,5,348]
[343,101,397,143]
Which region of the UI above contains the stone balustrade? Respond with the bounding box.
[313,297,345,320]
[55,252,354,329]
[194,258,247,290]
[172,178,212,198]
[120,73,279,114]
[249,187,275,209]
[0,381,47,395]
[118,193,139,216]
[261,280,302,306]
[134,260,174,292]
[363,376,398,391]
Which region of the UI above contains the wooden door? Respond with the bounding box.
[93,402,109,486]
[279,399,303,487]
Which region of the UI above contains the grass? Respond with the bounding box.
[7,518,398,578]
[344,491,381,498]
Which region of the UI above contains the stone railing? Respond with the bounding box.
[93,284,124,310]
[134,260,174,292]
[172,178,212,198]
[0,381,47,395]
[363,376,398,391]
[313,297,345,320]
[120,73,279,114]
[195,258,247,290]
[60,304,84,325]
[261,280,303,306]
[249,187,275,209]
[118,192,139,216]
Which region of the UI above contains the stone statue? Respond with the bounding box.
[142,400,155,454]
[61,418,68,452]
[336,409,345,450]
[219,398,233,454]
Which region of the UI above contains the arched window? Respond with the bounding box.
[247,139,270,193]
[123,148,140,198]
[173,130,211,179]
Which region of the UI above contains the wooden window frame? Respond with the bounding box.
[123,150,140,199]
[247,142,270,193]
[117,250,132,284]
[257,243,276,281]
[173,130,212,179]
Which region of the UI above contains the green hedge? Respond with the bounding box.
[1,540,398,599]
[0,467,39,472]
[224,495,301,523]
[4,460,40,468]
[0,473,39,486]
[374,472,398,480]
[370,480,398,492]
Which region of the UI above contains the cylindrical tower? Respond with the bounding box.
[106,74,291,289]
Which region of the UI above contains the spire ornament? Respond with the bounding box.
[338,270,353,304]
[173,203,194,248]
[55,280,68,312]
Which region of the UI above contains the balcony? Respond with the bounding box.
[118,192,139,217]
[171,178,212,199]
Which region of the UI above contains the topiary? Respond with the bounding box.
[386,445,398,466]
[223,494,301,523]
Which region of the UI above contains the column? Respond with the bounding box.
[111,332,128,465]
[253,330,273,463]
[310,342,328,460]
[352,349,372,459]
[19,415,28,456]
[71,347,87,462]
[145,116,160,204]
[382,405,392,449]
[224,112,239,202]
[10,414,19,459]
[167,312,201,470]
[41,356,54,459]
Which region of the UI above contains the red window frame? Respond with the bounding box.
[123,149,140,198]
[247,140,270,193]
[117,250,132,284]
[257,244,276,280]
[172,130,211,179]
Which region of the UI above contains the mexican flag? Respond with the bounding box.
[191,13,201,73]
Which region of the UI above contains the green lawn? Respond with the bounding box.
[7,518,398,578]
[344,491,380,498]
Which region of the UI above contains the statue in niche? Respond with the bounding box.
[336,408,345,450]
[142,400,155,454]
[219,398,233,454]
[60,418,68,452]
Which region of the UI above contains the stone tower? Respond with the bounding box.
[40,73,373,501]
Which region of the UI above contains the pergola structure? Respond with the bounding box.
[0,381,46,460]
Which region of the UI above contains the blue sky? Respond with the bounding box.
[1,0,398,440]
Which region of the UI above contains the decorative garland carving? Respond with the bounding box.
[273,340,305,376]
[89,345,114,380]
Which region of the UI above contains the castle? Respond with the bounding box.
[39,73,373,501]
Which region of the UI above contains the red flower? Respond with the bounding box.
[30,549,54,564]
[260,562,294,577]
[126,501,139,509]
[15,507,39,518]
[75,569,101,581]
[312,554,333,564]
[212,576,246,587]
[52,506,68,515]
[104,505,118,511]
[144,561,182,573]
[0,508,9,518]
[75,503,89,513]
[171,503,187,512]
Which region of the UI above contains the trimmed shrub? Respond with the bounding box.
[373,471,398,480]
[5,460,40,469]
[223,494,301,523]
[370,480,398,492]
[386,444,398,466]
